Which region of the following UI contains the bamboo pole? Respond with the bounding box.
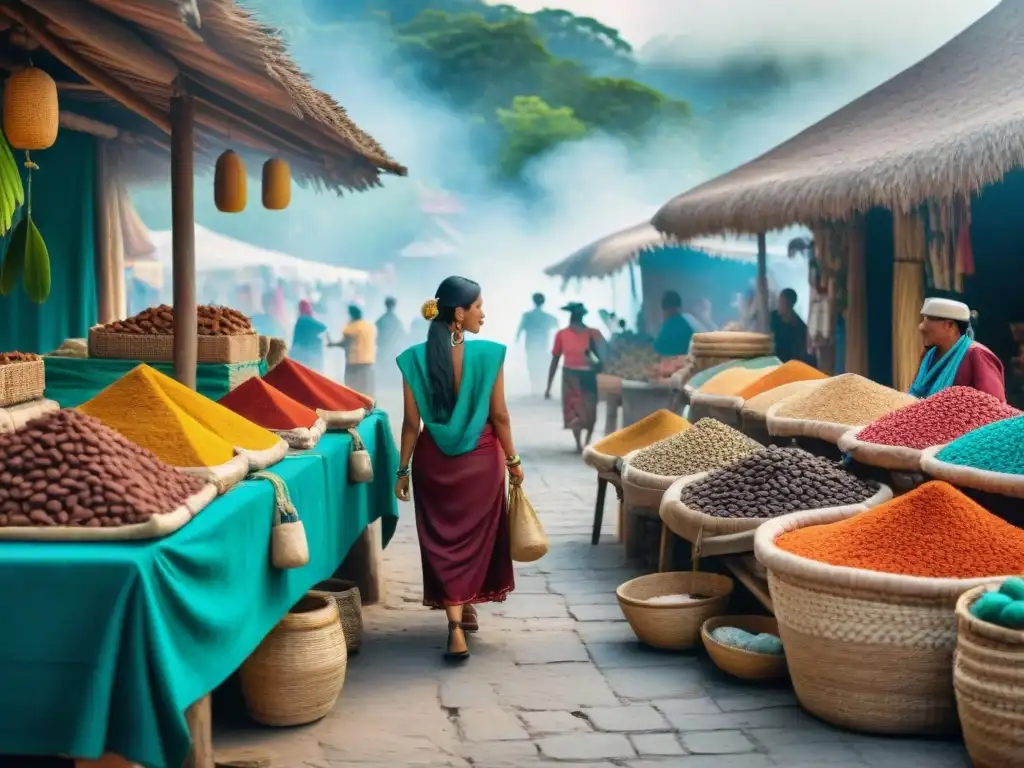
[756,232,770,333]
[844,218,869,376]
[170,91,197,389]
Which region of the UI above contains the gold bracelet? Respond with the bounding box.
[505,454,521,467]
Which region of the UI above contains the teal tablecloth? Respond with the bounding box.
[0,411,399,768]
[43,355,267,407]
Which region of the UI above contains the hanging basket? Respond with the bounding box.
[3,67,59,151]
[239,594,347,726]
[347,428,373,483]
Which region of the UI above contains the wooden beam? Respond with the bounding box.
[756,232,770,334]
[0,2,172,134]
[61,110,118,139]
[22,0,178,84]
[93,141,114,324]
[170,91,197,389]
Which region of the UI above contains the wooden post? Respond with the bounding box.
[183,694,214,768]
[756,232,770,333]
[170,91,197,389]
[336,520,386,605]
[93,140,113,324]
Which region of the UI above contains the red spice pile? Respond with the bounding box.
[219,377,319,431]
[777,481,1024,579]
[263,359,374,412]
[856,386,1020,450]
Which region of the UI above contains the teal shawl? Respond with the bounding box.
[909,335,972,399]
[396,339,506,456]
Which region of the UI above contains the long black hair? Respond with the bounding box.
[424,276,481,422]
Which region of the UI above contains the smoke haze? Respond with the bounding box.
[139,1,997,391]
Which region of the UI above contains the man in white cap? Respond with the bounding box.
[909,298,1005,401]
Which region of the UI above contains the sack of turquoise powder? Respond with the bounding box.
[920,416,1024,499]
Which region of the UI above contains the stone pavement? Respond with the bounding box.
[216,396,972,768]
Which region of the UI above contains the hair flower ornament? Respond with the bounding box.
[421,298,439,320]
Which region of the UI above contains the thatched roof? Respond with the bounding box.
[0,0,406,191]
[653,0,1023,239]
[545,221,788,279]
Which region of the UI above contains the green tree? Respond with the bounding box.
[495,96,586,178]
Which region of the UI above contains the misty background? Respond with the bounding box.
[132,0,996,391]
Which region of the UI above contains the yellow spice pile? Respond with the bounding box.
[592,410,689,457]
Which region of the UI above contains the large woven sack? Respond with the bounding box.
[509,482,548,562]
[661,475,892,557]
[921,445,1024,499]
[755,508,1003,735]
[839,426,926,472]
[954,585,1024,768]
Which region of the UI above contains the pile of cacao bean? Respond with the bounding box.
[98,304,254,336]
[0,351,41,364]
[679,446,880,519]
[0,409,207,528]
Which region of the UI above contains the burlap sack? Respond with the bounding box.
[0,483,217,541]
[838,427,926,472]
[582,445,619,472]
[765,400,858,444]
[920,445,1024,498]
[660,475,892,556]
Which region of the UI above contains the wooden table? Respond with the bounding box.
[723,555,774,614]
[592,470,624,545]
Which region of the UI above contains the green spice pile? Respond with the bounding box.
[936,415,1024,474]
[679,446,880,519]
[630,418,762,477]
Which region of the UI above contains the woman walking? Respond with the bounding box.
[546,302,604,452]
[290,299,328,372]
[395,276,522,660]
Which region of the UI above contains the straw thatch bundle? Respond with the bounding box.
[0,0,405,191]
[651,1,1024,239]
[892,209,927,392]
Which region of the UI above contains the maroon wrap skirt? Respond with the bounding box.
[412,424,514,607]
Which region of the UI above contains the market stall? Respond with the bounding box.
[0,1,406,766]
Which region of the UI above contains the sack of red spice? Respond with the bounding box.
[839,387,1021,472]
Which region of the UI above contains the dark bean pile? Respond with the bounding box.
[0,409,207,528]
[679,446,880,519]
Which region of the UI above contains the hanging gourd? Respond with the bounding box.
[214,150,247,213]
[262,158,291,210]
[3,66,59,151]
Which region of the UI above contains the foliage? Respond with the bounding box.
[495,96,586,178]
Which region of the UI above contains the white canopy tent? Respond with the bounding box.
[149,225,370,285]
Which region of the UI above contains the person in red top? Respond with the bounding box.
[545,303,605,452]
[910,298,1006,402]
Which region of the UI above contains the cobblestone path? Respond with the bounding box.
[217,396,972,768]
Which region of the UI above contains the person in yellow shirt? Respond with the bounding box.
[331,304,377,395]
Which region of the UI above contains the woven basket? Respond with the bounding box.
[0,359,44,407]
[616,571,733,650]
[954,585,1024,768]
[310,578,364,653]
[0,397,59,435]
[582,445,618,472]
[88,327,260,364]
[701,615,789,681]
[239,594,347,726]
[755,508,1004,735]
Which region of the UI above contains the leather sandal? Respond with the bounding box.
[445,621,470,661]
[462,604,479,634]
